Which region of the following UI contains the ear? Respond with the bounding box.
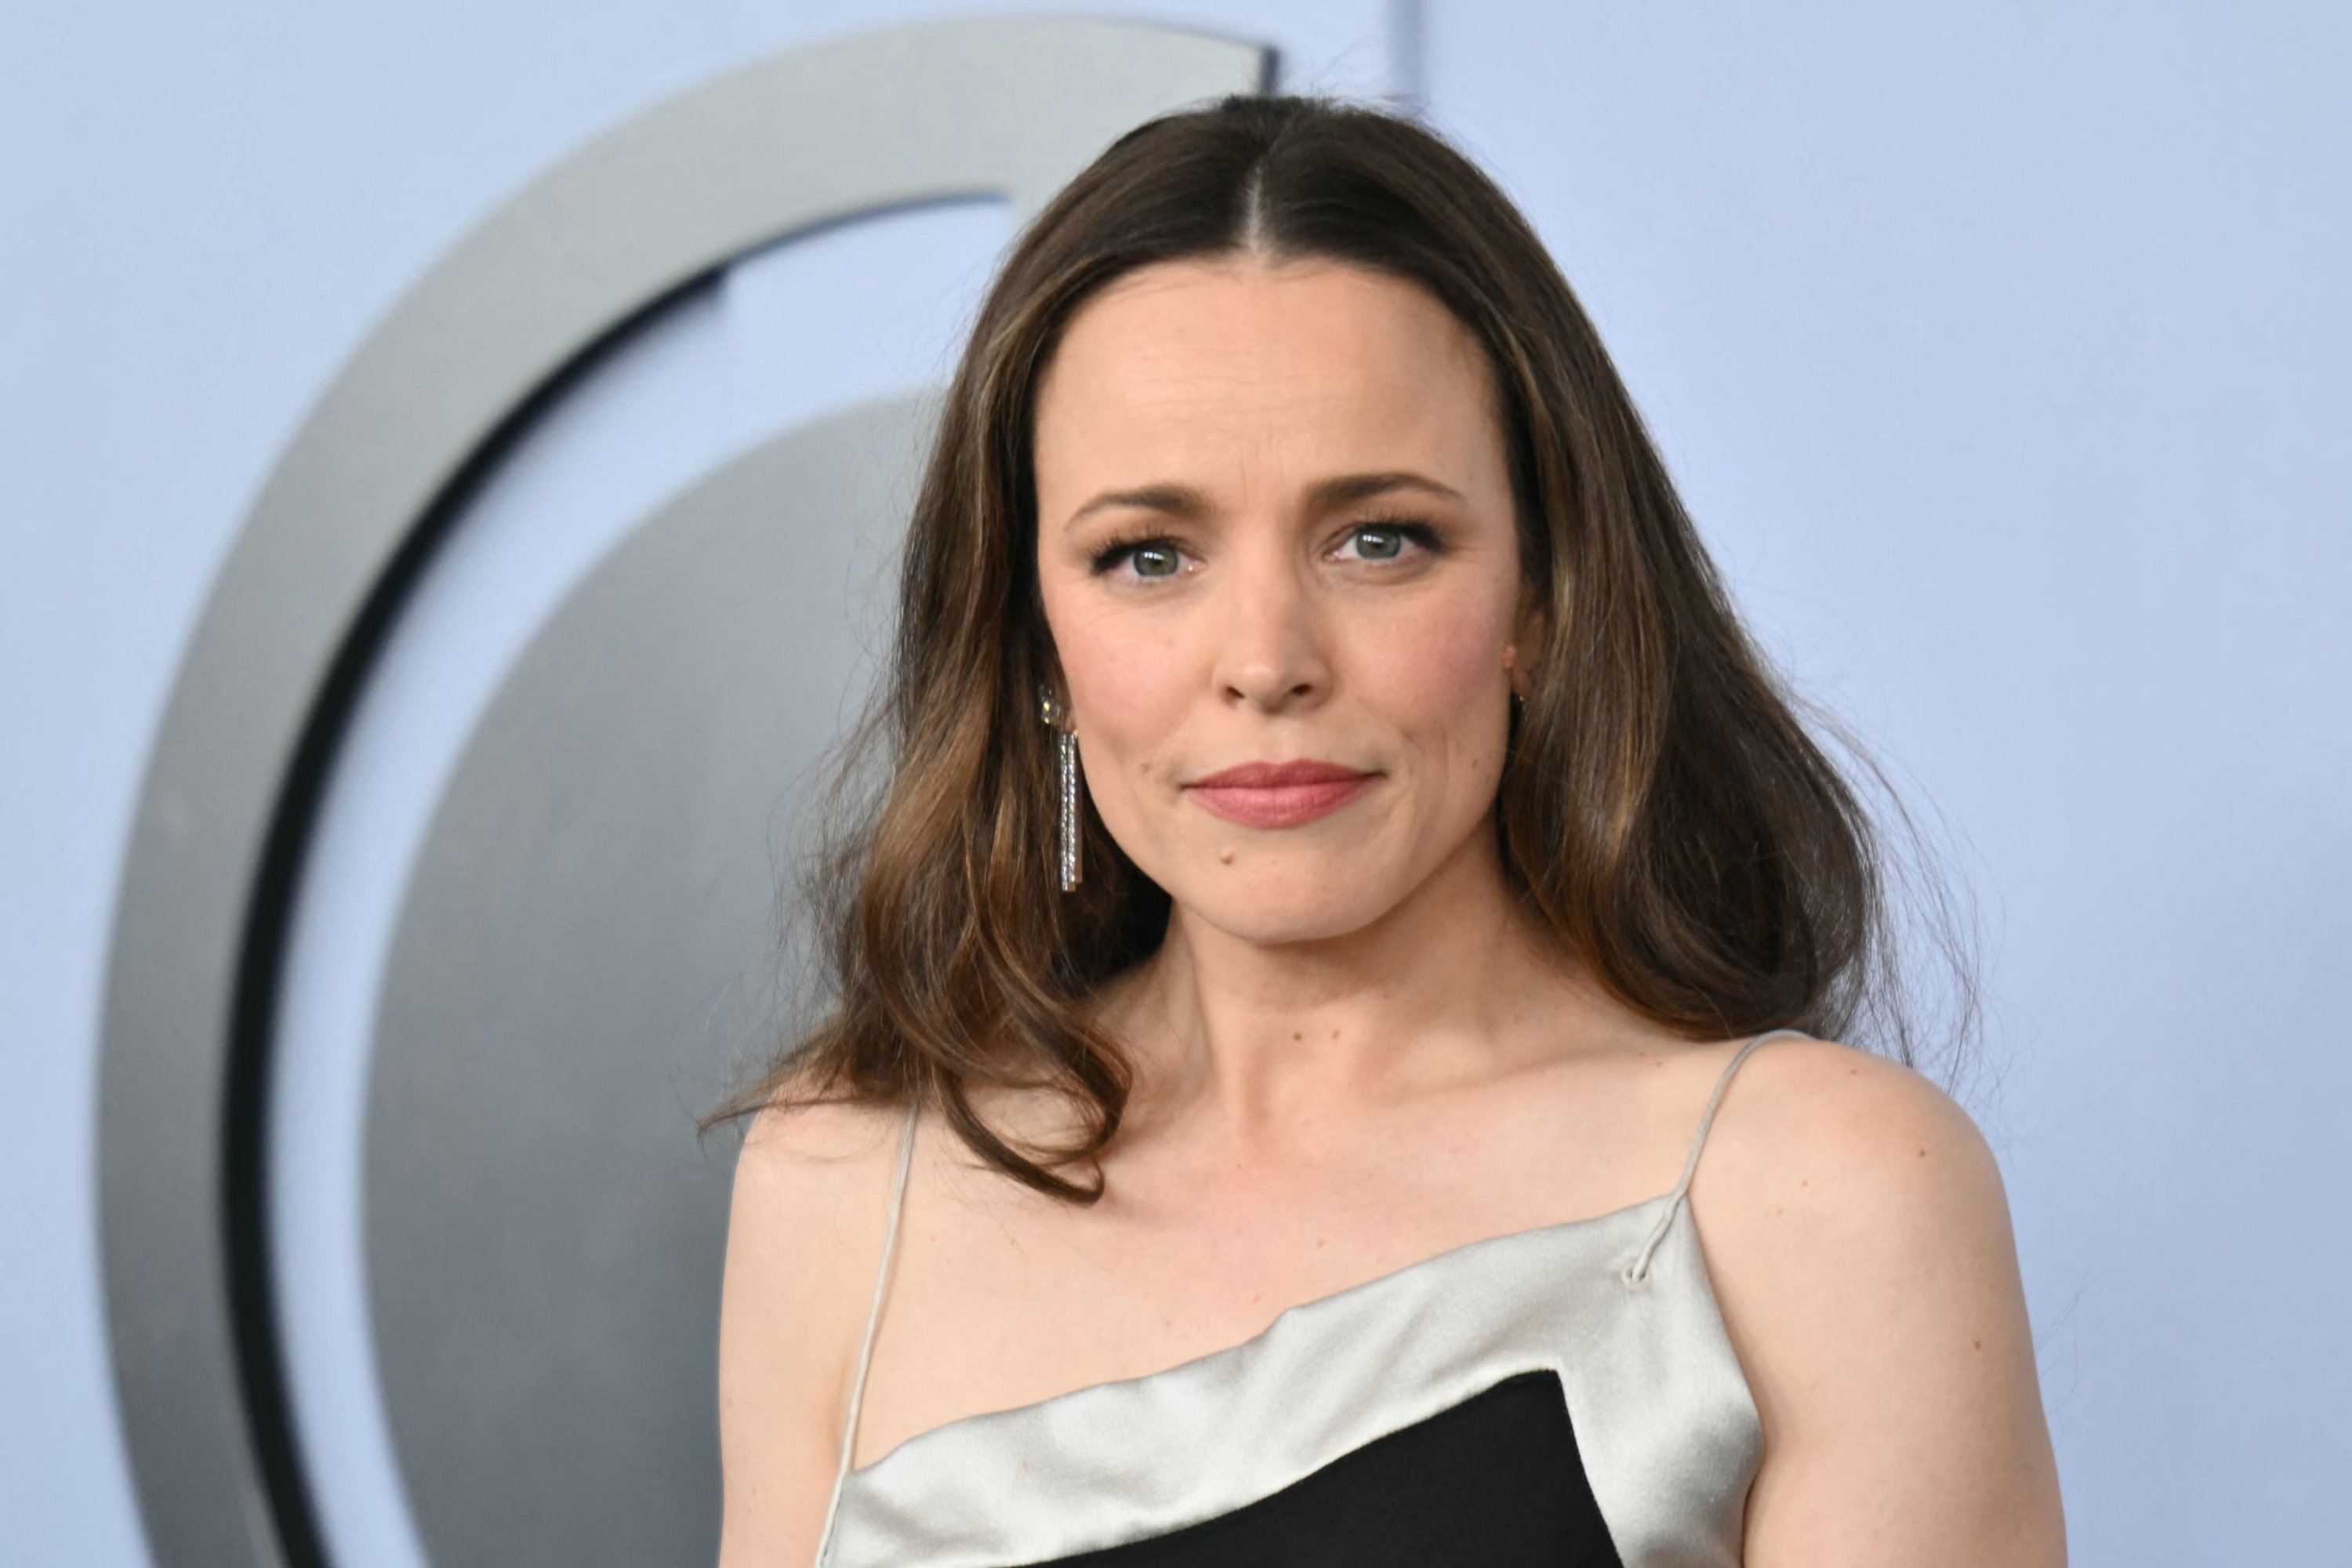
[1036,660,1076,731]
[1037,682,1072,729]
[1505,575,1548,699]
[1033,632,1074,727]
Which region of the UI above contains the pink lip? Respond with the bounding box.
[1184,760,1379,829]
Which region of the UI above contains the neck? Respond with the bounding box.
[1112,818,1595,1155]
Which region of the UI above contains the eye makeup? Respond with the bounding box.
[1087,532,1188,578]
[1330,514,1443,563]
[1084,514,1447,580]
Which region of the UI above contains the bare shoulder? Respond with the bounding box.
[1687,1033,2011,1339]
[1687,1036,2067,1566]
[732,1089,915,1214]
[1693,1035,2002,1240]
[716,1091,913,1568]
[726,1090,914,1334]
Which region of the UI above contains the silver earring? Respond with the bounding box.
[1039,685,1082,892]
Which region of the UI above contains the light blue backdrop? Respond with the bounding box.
[5,2,2346,1563]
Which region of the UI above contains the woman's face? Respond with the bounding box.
[1033,256,1537,945]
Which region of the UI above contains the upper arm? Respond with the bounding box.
[1690,1041,2066,1567]
[715,1098,902,1568]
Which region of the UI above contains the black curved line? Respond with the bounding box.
[220,265,727,1568]
[216,187,1016,1566]
[216,176,1183,1561]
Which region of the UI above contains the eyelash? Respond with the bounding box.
[1338,514,1443,563]
[1086,515,1444,578]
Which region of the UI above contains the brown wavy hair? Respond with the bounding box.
[715,93,1969,1199]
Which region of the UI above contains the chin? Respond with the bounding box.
[1168,863,1402,948]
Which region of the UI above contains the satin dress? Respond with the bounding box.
[811,1029,1804,1568]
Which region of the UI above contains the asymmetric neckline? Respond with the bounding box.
[848,1185,1682,1479]
[814,1028,1805,1568]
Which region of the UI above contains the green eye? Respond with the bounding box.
[1352,526,1405,560]
[1085,535,1187,579]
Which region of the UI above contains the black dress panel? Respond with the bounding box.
[1031,1372,1623,1568]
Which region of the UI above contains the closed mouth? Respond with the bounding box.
[1183,760,1379,828]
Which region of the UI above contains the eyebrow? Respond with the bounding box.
[1061,471,1467,532]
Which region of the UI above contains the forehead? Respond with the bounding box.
[1033,256,1505,503]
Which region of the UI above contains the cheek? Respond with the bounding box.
[1048,597,1196,774]
[1357,590,1515,752]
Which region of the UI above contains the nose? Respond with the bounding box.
[1212,547,1331,713]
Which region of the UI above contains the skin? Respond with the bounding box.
[717,256,2065,1566]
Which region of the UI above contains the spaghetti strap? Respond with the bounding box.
[1622,1028,1809,1287]
[812,1096,921,1565]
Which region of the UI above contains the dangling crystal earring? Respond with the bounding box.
[1038,684,1082,891]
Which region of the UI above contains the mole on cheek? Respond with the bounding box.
[1219,849,1236,865]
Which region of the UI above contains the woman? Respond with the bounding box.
[715,94,2064,1567]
